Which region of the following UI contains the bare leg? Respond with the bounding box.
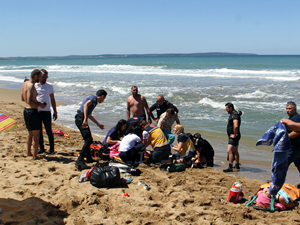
[27,131,33,156]
[32,130,40,160]
[233,146,239,164]
[227,144,234,164]
[200,156,207,165]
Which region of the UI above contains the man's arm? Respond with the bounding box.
[158,122,164,128]
[281,119,300,132]
[27,85,46,108]
[50,93,57,121]
[175,118,180,124]
[143,138,150,148]
[230,119,239,138]
[157,113,166,128]
[289,131,300,139]
[149,102,157,113]
[195,147,202,164]
[141,96,155,123]
[126,98,131,119]
[88,114,105,129]
[149,102,159,122]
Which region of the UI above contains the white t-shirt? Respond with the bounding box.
[35,82,54,112]
[142,131,150,140]
[118,134,141,152]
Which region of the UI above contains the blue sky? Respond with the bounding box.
[1,0,299,57]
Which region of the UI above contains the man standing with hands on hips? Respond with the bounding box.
[75,89,107,170]
[223,102,242,172]
[36,69,57,155]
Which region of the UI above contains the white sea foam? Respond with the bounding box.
[2,64,299,82]
[198,98,225,109]
[110,86,129,95]
[234,90,283,99]
[0,74,24,83]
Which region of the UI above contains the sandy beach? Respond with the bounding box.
[0,87,300,224]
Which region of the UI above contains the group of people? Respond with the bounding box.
[21,69,299,187]
[74,85,215,170]
[21,69,300,210]
[22,69,57,159]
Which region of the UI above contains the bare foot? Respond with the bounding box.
[32,155,41,160]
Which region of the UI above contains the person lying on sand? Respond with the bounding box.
[257,187,297,210]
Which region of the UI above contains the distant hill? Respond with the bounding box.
[0,52,257,61]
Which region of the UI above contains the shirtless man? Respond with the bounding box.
[126,86,154,124]
[22,69,46,159]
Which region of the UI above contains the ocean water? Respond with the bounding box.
[1,55,300,182]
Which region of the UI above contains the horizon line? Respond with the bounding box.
[1,52,300,60]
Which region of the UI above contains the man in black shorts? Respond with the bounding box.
[223,102,242,172]
[22,69,46,159]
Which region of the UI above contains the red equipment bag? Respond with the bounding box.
[90,141,110,160]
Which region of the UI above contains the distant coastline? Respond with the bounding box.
[0,52,257,61]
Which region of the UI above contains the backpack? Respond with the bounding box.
[89,166,120,188]
[90,141,110,160]
[159,163,185,173]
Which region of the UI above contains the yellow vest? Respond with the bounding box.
[146,127,169,149]
[178,135,195,157]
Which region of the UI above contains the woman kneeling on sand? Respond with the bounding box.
[118,120,145,163]
[171,124,196,167]
[103,119,127,147]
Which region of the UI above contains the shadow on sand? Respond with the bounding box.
[0,197,69,224]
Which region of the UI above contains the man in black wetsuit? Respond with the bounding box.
[188,133,214,167]
[223,102,242,172]
[149,95,178,122]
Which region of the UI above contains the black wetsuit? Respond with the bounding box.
[287,112,300,173]
[227,111,241,146]
[149,100,178,119]
[194,138,214,167]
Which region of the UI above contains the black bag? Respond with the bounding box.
[89,166,120,188]
[109,161,141,176]
[159,163,185,172]
[90,141,110,160]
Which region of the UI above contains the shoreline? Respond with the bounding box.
[1,84,297,183]
[1,85,300,224]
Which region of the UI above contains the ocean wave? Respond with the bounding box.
[1,64,299,81]
[198,98,225,109]
[234,90,283,99]
[0,74,24,83]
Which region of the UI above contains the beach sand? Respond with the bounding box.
[0,88,300,224]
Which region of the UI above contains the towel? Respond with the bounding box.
[256,193,286,210]
[256,122,291,196]
[109,143,120,158]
